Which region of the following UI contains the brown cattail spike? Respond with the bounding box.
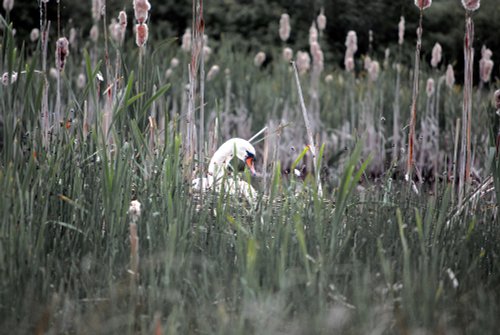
[135,23,149,47]
[55,37,69,72]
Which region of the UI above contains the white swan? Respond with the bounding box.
[192,138,257,203]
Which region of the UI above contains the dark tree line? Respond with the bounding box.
[2,0,500,83]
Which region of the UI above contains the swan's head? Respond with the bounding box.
[210,138,257,176]
[232,138,257,176]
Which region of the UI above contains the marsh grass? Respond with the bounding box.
[1,5,500,335]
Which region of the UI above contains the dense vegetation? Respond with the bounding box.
[1,0,499,334]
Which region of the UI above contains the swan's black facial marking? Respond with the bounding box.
[245,150,255,161]
[245,151,256,175]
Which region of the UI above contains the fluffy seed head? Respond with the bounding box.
[165,68,173,79]
[170,57,179,68]
[55,37,69,72]
[90,25,99,42]
[296,51,311,75]
[480,59,494,83]
[494,89,500,110]
[128,200,142,223]
[92,0,103,21]
[317,9,326,31]
[364,56,372,71]
[462,0,480,11]
[431,42,442,68]
[309,22,318,45]
[415,0,432,10]
[69,28,77,46]
[282,47,293,62]
[398,16,405,45]
[254,51,266,67]
[345,30,358,55]
[134,0,151,24]
[77,73,86,89]
[324,74,334,83]
[345,57,355,72]
[203,46,212,62]
[368,61,380,82]
[181,28,191,52]
[3,0,14,12]
[279,13,291,42]
[118,11,127,43]
[480,45,494,83]
[1,71,17,86]
[445,64,455,89]
[206,65,220,81]
[30,28,40,42]
[310,41,324,72]
[135,23,148,47]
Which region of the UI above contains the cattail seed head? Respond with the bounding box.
[462,0,480,11]
[135,23,148,47]
[309,22,318,45]
[30,28,40,42]
[49,67,58,79]
[282,47,293,62]
[118,11,127,44]
[279,13,291,42]
[324,74,334,83]
[345,57,355,72]
[128,200,142,224]
[345,30,358,55]
[384,48,390,69]
[317,8,326,31]
[254,51,266,67]
[431,42,442,68]
[364,56,372,71]
[1,71,17,86]
[206,65,220,81]
[415,0,432,10]
[310,41,324,72]
[90,25,99,42]
[296,51,311,75]
[165,68,173,79]
[480,46,494,83]
[398,16,405,45]
[203,46,212,62]
[69,28,77,46]
[55,37,69,72]
[181,28,191,52]
[77,73,86,89]
[368,61,380,82]
[426,78,435,97]
[494,89,500,110]
[170,57,179,68]
[92,0,103,21]
[133,0,151,24]
[3,0,14,12]
[480,58,494,84]
[445,64,455,89]
[109,19,122,44]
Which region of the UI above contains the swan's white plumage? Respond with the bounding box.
[192,138,257,203]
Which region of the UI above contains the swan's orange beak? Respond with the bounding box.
[245,157,256,176]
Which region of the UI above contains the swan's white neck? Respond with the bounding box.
[208,138,250,178]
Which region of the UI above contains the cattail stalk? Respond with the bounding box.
[406,7,426,182]
[458,3,478,206]
[40,1,50,149]
[291,60,323,197]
